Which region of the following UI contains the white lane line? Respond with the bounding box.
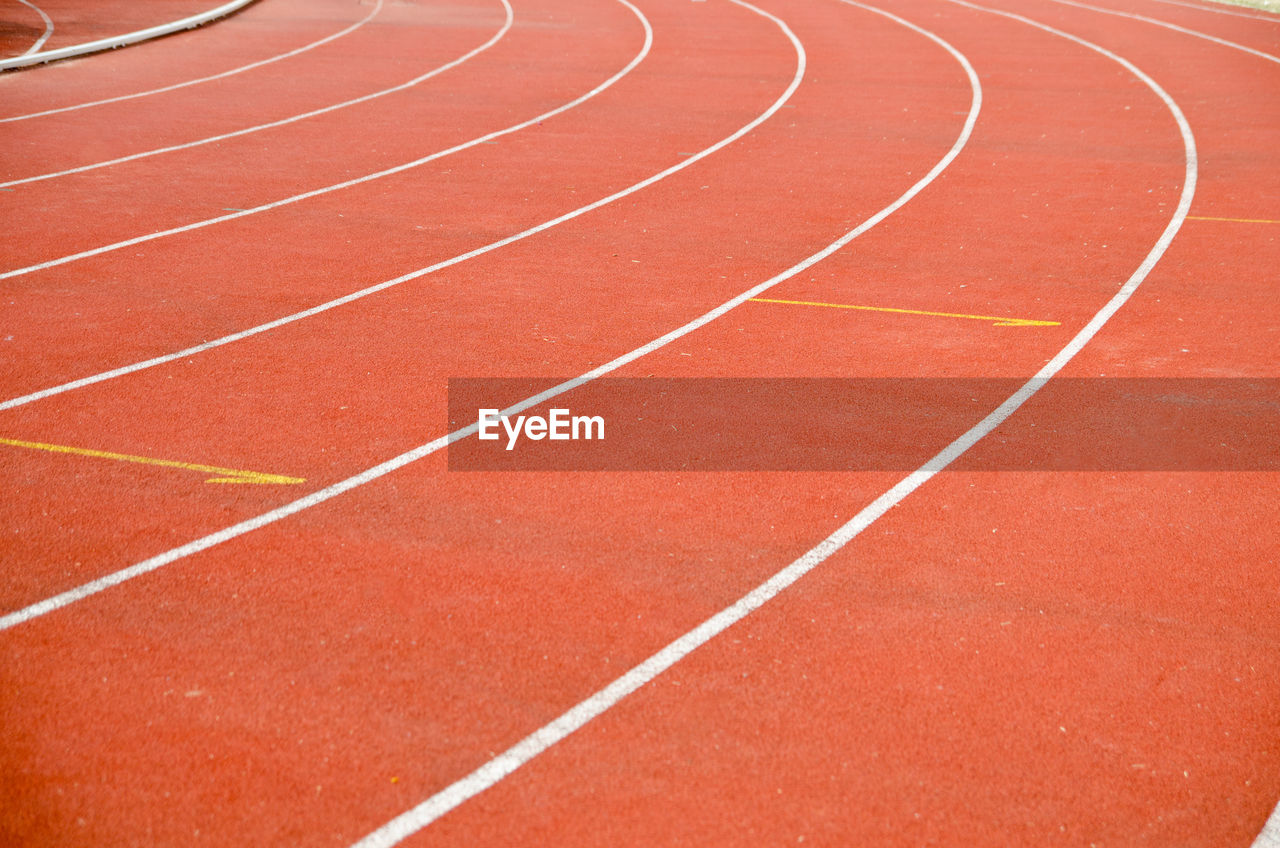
[345,0,1197,842]
[1257,803,1280,848]
[1149,0,1280,21]
[0,0,257,70]
[14,0,54,56]
[0,0,815,622]
[0,0,513,188]
[0,0,382,124]
[0,0,643,282]
[1050,0,1280,62]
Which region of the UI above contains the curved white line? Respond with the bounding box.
[1051,0,1280,63]
[0,0,383,124]
[0,0,814,625]
[1257,804,1280,848]
[0,0,645,283]
[0,0,257,70]
[14,0,54,56]
[0,0,513,188]
[352,0,1195,841]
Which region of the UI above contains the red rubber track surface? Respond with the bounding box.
[1,0,1277,844]
[0,0,251,59]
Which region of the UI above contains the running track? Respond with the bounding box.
[1,0,1277,844]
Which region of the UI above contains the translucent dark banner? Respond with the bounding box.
[446,378,1280,472]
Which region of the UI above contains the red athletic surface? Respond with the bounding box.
[1,0,1277,844]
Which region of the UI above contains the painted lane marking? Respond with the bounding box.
[0,437,303,485]
[748,296,1060,327]
[14,0,54,56]
[0,0,257,70]
[1257,803,1280,848]
[0,0,511,188]
[0,0,383,124]
[0,0,643,283]
[1187,215,1280,224]
[344,0,1197,841]
[1051,0,1280,64]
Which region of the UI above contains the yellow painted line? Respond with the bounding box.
[0,437,305,485]
[748,297,1059,328]
[1187,215,1280,224]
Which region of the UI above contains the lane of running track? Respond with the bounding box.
[11,0,1269,844]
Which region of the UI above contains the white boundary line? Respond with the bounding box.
[0,0,518,188]
[1,0,383,124]
[343,0,1198,842]
[0,0,645,283]
[1257,804,1280,848]
[1050,0,1280,62]
[13,0,54,56]
[0,0,257,70]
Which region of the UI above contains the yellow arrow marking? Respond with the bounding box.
[0,437,304,485]
[748,297,1059,327]
[1188,215,1280,224]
